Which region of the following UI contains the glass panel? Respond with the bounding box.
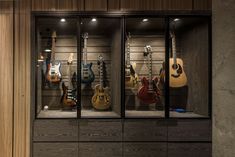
[169,17,209,118]
[36,17,78,118]
[125,18,166,118]
[80,17,121,118]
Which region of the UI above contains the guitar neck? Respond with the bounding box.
[126,37,131,66]
[51,37,56,63]
[172,33,177,65]
[100,61,104,88]
[83,38,87,65]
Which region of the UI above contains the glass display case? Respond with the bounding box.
[34,15,211,119]
[35,17,78,118]
[124,18,166,118]
[168,17,210,118]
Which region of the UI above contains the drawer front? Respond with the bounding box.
[78,142,122,157]
[168,143,212,157]
[124,120,167,141]
[168,119,212,141]
[78,120,122,141]
[124,142,167,157]
[33,143,78,157]
[33,120,78,141]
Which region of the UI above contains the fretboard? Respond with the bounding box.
[172,33,177,65]
[100,60,104,88]
[126,37,131,66]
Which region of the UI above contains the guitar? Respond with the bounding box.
[61,53,77,108]
[46,31,62,83]
[137,45,160,105]
[169,32,187,88]
[92,55,111,110]
[125,33,139,88]
[81,33,95,84]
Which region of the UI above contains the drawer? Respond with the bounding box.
[168,119,212,141]
[124,120,167,141]
[33,142,78,157]
[78,142,122,157]
[78,120,122,141]
[33,120,78,141]
[168,143,212,157]
[124,142,167,157]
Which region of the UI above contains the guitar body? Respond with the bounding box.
[125,64,138,88]
[137,77,160,104]
[61,82,77,108]
[46,62,62,83]
[81,63,95,84]
[169,58,187,88]
[92,84,111,110]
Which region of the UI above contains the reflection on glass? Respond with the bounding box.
[125,18,165,118]
[36,18,78,118]
[80,18,121,118]
[169,17,209,117]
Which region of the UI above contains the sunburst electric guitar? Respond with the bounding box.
[46,31,62,83]
[169,32,187,88]
[61,53,77,108]
[92,55,111,110]
[125,33,138,88]
[137,45,160,104]
[81,33,95,84]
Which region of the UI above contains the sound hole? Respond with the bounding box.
[172,64,178,70]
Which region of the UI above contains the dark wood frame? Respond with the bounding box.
[31,11,212,120]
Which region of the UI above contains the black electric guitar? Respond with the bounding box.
[61,53,77,108]
[81,33,95,84]
[125,33,139,88]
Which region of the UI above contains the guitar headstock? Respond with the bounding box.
[52,30,57,39]
[98,55,103,62]
[144,45,152,56]
[67,53,74,65]
[82,32,89,39]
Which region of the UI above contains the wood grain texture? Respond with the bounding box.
[108,0,120,11]
[163,0,193,10]
[78,120,122,141]
[124,143,167,157]
[0,3,14,157]
[193,0,212,10]
[120,0,163,11]
[78,142,122,157]
[33,120,79,141]
[13,1,31,157]
[33,143,78,157]
[168,119,212,141]
[32,0,84,11]
[168,143,212,157]
[124,120,167,141]
[85,0,108,11]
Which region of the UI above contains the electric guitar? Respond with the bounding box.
[125,33,138,88]
[92,55,111,110]
[169,32,187,88]
[46,31,62,83]
[61,53,77,108]
[137,45,160,104]
[81,33,95,84]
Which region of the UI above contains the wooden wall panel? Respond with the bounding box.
[0,2,14,157]
[32,0,84,11]
[108,0,120,11]
[120,0,163,11]
[14,0,31,157]
[85,0,108,11]
[163,0,193,10]
[193,0,212,10]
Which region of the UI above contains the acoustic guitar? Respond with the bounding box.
[137,45,160,104]
[81,33,95,84]
[169,32,187,88]
[125,33,139,88]
[92,55,111,110]
[61,53,77,108]
[46,31,62,83]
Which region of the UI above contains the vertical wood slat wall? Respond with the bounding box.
[0,0,211,157]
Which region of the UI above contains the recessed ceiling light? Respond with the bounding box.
[91,18,97,22]
[60,18,66,22]
[174,18,180,22]
[142,18,149,22]
[44,49,51,52]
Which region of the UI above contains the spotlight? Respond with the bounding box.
[91,18,97,22]
[142,18,149,22]
[44,48,51,52]
[60,18,66,22]
[174,18,180,22]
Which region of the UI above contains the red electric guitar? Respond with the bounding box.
[137,45,160,105]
